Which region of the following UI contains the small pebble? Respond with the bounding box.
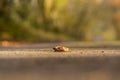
[53,46,69,52]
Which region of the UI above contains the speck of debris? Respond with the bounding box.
[101,51,104,53]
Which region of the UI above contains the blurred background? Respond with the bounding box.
[0,0,120,43]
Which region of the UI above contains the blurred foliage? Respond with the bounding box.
[0,0,119,42]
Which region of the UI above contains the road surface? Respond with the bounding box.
[0,42,120,80]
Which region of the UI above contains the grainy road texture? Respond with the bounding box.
[0,48,120,58]
[0,42,120,80]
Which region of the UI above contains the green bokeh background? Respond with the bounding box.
[0,0,120,42]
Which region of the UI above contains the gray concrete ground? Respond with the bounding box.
[0,42,120,80]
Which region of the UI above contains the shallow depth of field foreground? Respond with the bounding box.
[0,42,120,80]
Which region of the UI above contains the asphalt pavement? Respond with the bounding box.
[0,42,120,80]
